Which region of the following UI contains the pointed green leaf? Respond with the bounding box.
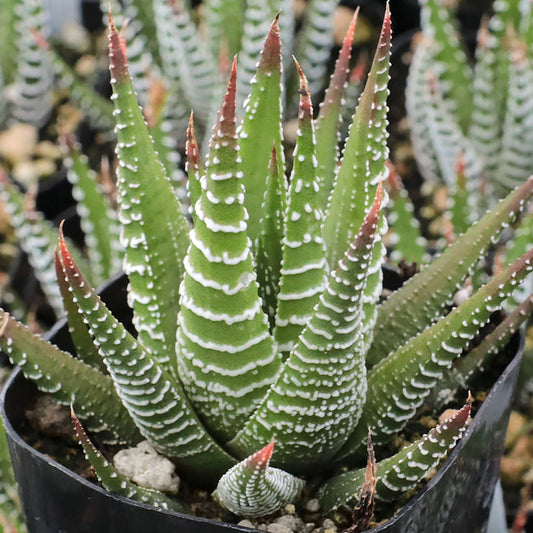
[57,230,236,480]
[185,112,204,221]
[274,62,326,353]
[255,145,287,329]
[424,74,483,189]
[369,176,533,366]
[108,14,190,373]
[323,7,391,269]
[315,9,358,209]
[339,61,366,149]
[505,210,533,305]
[214,441,305,518]
[468,18,503,191]
[53,250,104,373]
[72,410,188,513]
[239,15,284,242]
[229,186,383,474]
[203,0,244,62]
[144,80,188,200]
[237,0,290,108]
[121,0,160,65]
[448,153,476,237]
[419,0,472,132]
[338,247,533,460]
[0,167,92,318]
[386,163,428,265]
[427,294,533,409]
[320,401,471,512]
[494,40,533,193]
[62,134,123,284]
[175,60,279,442]
[405,37,442,183]
[0,309,141,443]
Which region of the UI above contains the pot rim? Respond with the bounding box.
[0,275,525,531]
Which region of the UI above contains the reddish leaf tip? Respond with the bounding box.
[260,15,282,74]
[58,220,75,271]
[247,441,275,469]
[31,29,49,50]
[108,10,129,83]
[213,56,237,141]
[186,113,201,169]
[379,2,392,51]
[385,160,402,197]
[343,7,359,52]
[70,406,86,440]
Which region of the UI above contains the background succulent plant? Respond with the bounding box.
[0,4,533,528]
[406,0,533,203]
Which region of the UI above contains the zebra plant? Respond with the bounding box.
[400,0,533,303]
[407,0,533,205]
[1,8,533,525]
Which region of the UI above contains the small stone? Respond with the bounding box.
[0,123,37,163]
[237,519,256,529]
[305,499,320,513]
[283,503,296,515]
[113,440,180,494]
[321,518,337,532]
[274,514,304,530]
[35,140,62,160]
[303,524,315,533]
[267,524,292,533]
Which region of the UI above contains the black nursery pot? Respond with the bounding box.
[0,272,525,533]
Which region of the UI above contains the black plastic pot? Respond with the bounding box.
[0,272,524,533]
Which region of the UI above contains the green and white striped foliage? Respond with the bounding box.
[0,167,86,318]
[405,37,441,183]
[3,8,533,523]
[315,9,358,209]
[48,45,115,132]
[99,0,155,108]
[418,0,472,132]
[214,442,305,517]
[175,59,280,441]
[203,0,245,62]
[409,0,533,200]
[72,409,188,513]
[152,0,216,124]
[385,162,428,265]
[11,0,53,127]
[504,208,533,306]
[368,176,533,367]
[337,244,533,462]
[236,0,293,109]
[273,61,326,353]
[287,0,338,112]
[323,5,391,355]
[0,306,142,443]
[494,39,533,194]
[319,401,472,512]
[61,135,123,284]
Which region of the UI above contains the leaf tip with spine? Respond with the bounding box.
[108,9,129,84]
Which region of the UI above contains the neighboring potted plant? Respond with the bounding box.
[1,6,533,533]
